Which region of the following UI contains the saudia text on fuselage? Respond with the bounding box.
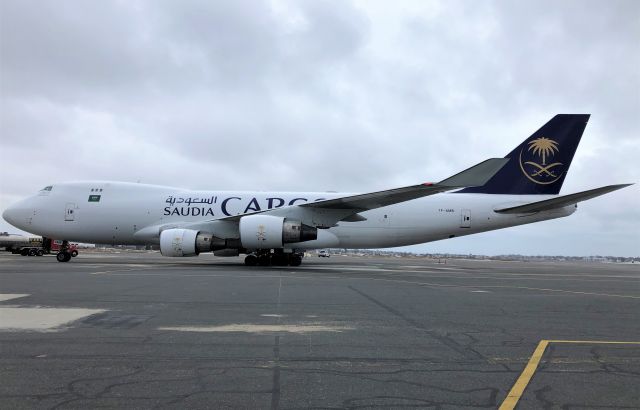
[162,195,327,217]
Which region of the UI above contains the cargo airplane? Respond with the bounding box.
[2,114,631,265]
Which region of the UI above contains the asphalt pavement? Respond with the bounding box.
[0,251,638,409]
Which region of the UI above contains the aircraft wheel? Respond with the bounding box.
[271,253,288,266]
[244,254,258,266]
[258,254,271,266]
[36,249,44,256]
[71,250,78,257]
[289,255,302,266]
[56,252,71,262]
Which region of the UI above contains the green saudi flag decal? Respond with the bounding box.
[88,195,101,202]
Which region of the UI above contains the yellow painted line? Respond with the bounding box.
[548,340,640,345]
[500,340,640,409]
[499,340,549,410]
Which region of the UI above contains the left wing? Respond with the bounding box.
[213,158,508,228]
[135,158,508,240]
[299,158,509,212]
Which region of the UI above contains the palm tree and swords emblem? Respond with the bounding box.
[518,137,564,185]
[256,224,267,241]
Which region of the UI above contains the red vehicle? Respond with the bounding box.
[49,239,79,258]
[9,237,79,258]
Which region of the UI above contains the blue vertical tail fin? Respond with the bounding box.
[458,114,590,195]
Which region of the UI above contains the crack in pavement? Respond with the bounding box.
[348,285,487,361]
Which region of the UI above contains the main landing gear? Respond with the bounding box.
[244,250,303,267]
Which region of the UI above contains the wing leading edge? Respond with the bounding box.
[136,158,508,239]
[300,158,509,212]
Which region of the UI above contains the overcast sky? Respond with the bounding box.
[1,0,638,256]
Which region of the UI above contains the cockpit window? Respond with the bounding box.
[41,186,53,191]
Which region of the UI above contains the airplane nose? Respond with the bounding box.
[2,200,29,230]
[2,206,17,226]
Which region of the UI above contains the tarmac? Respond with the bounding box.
[0,251,638,409]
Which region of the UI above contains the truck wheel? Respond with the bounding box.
[70,250,78,257]
[21,249,29,256]
[36,249,44,256]
[28,249,37,256]
[56,252,71,262]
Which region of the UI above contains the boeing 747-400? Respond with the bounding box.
[3,114,631,265]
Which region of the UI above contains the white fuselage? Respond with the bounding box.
[3,181,576,249]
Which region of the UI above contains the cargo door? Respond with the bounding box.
[460,209,471,228]
[65,203,76,221]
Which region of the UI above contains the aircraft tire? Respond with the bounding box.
[289,255,302,266]
[271,253,288,266]
[56,252,71,262]
[258,254,271,266]
[244,254,258,266]
[71,250,78,257]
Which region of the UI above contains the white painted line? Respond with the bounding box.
[308,266,387,272]
[401,265,460,270]
[158,323,352,334]
[0,294,30,302]
[471,290,491,293]
[90,266,154,275]
[0,307,105,331]
[260,314,286,318]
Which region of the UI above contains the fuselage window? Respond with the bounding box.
[41,186,53,191]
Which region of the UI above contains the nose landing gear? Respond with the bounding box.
[56,240,73,262]
[56,251,72,262]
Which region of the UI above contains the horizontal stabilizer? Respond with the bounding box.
[301,158,508,211]
[494,184,633,214]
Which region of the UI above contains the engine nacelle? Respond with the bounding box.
[239,215,317,249]
[159,228,227,257]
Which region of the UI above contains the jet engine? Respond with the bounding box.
[239,215,317,249]
[159,228,227,257]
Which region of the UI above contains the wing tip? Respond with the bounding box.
[437,158,509,188]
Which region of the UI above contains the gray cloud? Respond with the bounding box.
[1,0,638,255]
